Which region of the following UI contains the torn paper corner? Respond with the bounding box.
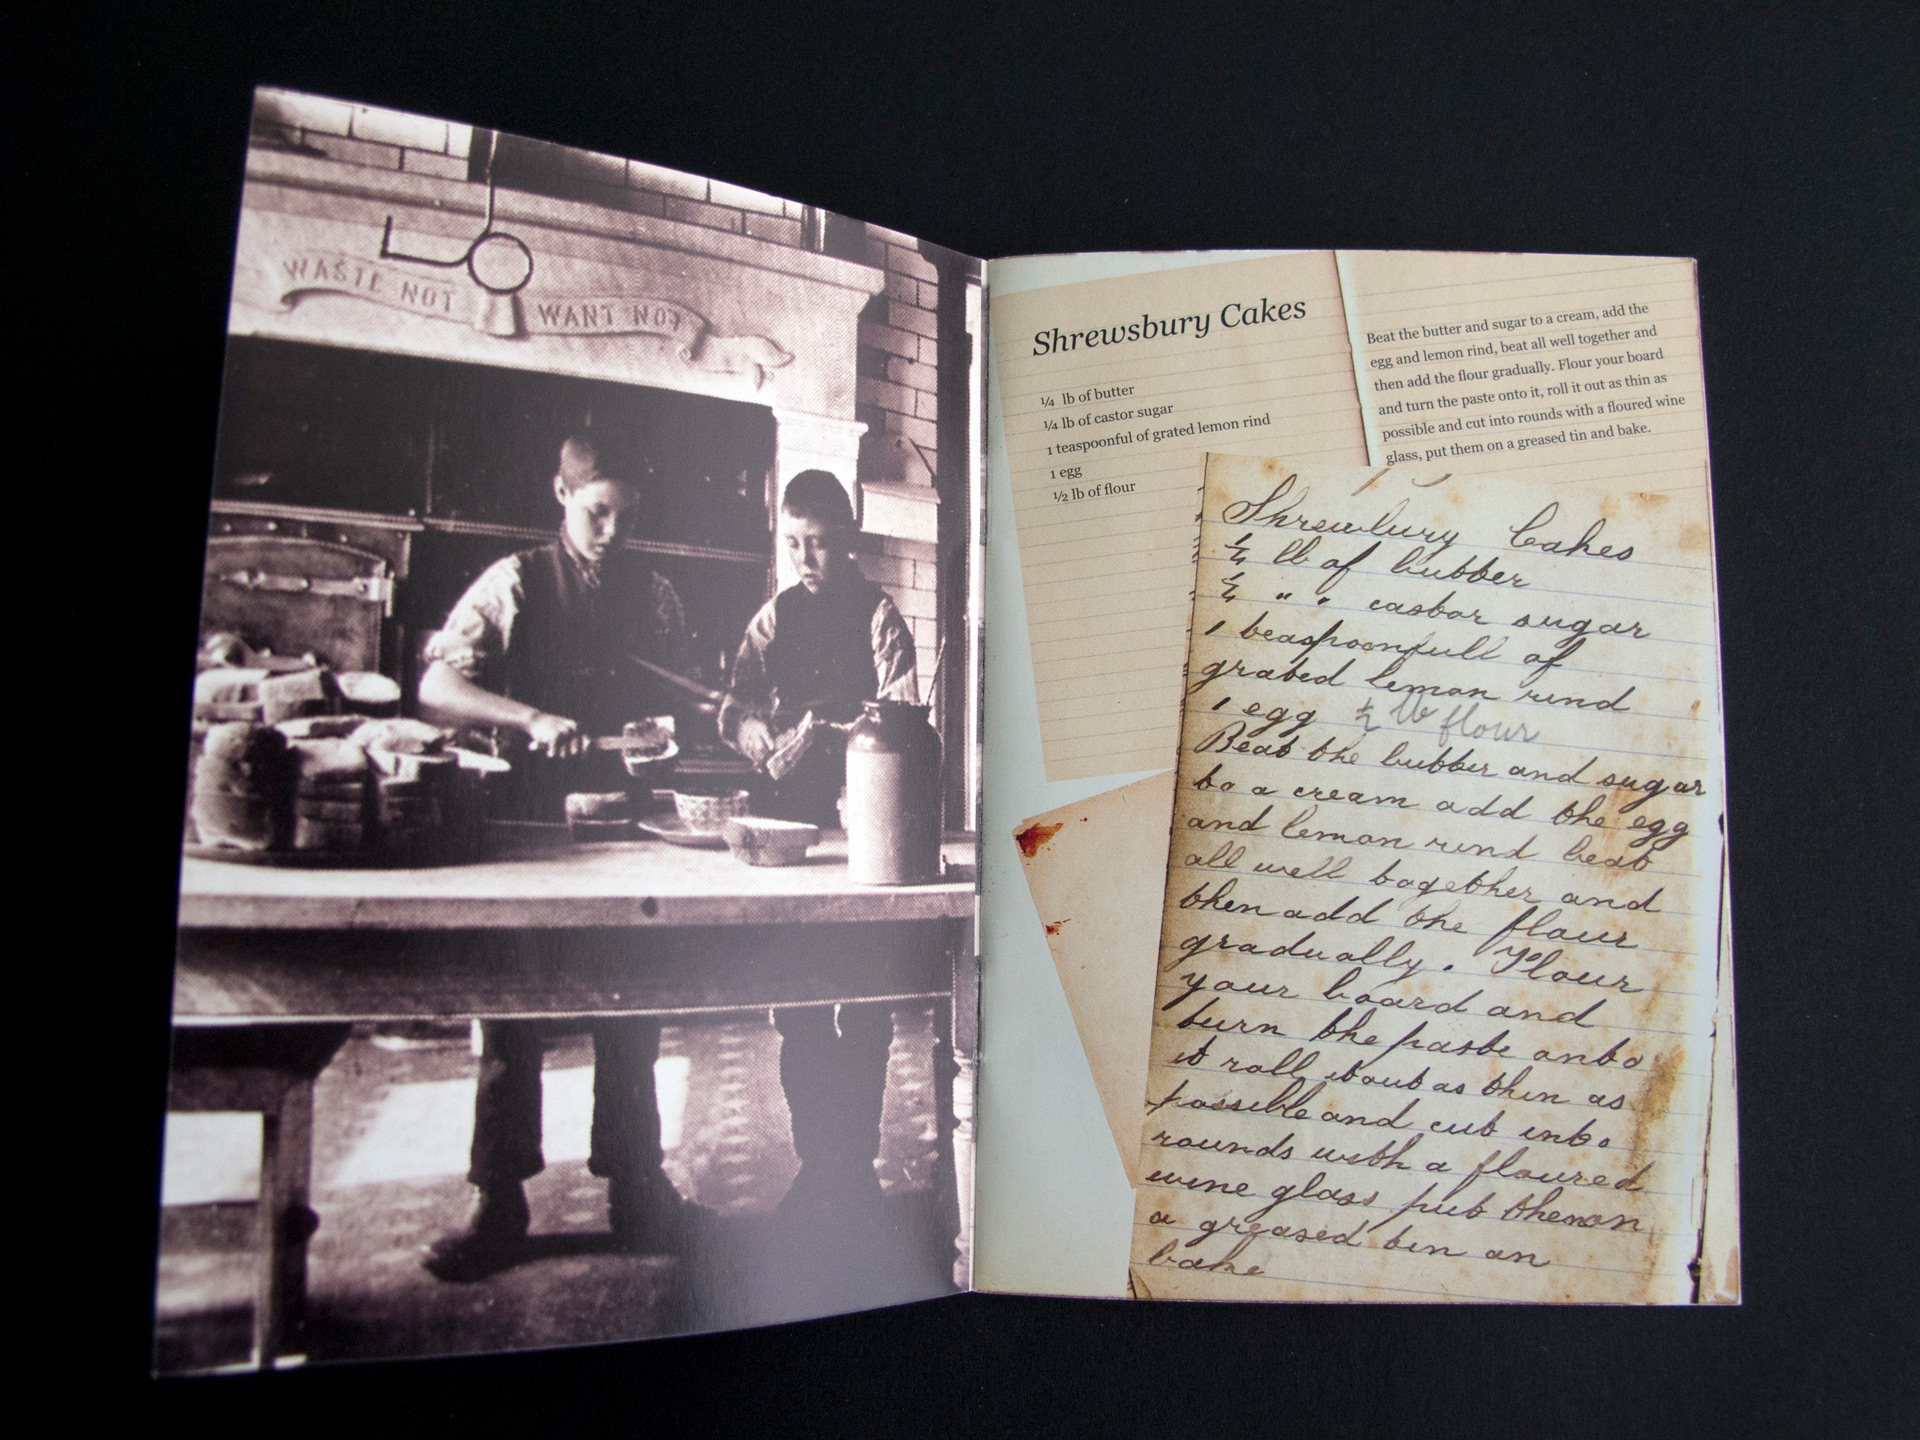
[1013,771,1177,1185]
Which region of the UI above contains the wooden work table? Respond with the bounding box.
[175,830,977,1022]
[166,829,979,1366]
[177,831,978,934]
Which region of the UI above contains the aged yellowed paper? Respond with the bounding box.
[1130,456,1725,1304]
[1007,755,1736,1298]
[1013,770,1178,1184]
[992,253,1370,782]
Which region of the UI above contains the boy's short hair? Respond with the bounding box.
[557,430,640,493]
[780,470,856,531]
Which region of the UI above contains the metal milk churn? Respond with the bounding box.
[843,700,942,884]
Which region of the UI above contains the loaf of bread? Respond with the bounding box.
[352,717,447,757]
[198,633,256,670]
[200,720,288,772]
[191,792,276,849]
[337,671,402,715]
[376,807,435,828]
[622,718,674,759]
[191,723,290,849]
[193,701,265,723]
[194,668,270,707]
[189,711,487,861]
[192,758,257,795]
[259,668,341,724]
[293,816,366,851]
[295,791,366,814]
[276,715,362,740]
[289,737,369,783]
[374,768,439,858]
[367,750,457,783]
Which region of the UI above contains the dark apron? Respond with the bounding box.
[495,543,674,820]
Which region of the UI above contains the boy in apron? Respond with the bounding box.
[719,470,919,1219]
[417,432,691,1279]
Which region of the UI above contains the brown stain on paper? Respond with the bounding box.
[1624,1046,1689,1299]
[1015,821,1064,858]
[1627,1046,1684,1169]
[1045,919,1068,936]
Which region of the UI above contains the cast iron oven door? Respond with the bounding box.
[201,535,394,673]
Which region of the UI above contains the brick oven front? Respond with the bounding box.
[209,92,968,746]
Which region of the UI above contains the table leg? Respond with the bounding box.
[933,922,979,1289]
[950,1049,975,1290]
[929,991,961,1289]
[168,1023,349,1371]
[258,1074,328,1368]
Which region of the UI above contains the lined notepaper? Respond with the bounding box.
[992,253,1370,781]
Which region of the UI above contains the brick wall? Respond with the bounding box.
[250,90,814,249]
[856,222,943,462]
[852,220,944,701]
[857,534,940,703]
[252,90,478,182]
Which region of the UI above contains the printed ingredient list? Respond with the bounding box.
[994,253,1369,782]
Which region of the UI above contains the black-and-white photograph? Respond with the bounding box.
[159,88,982,1373]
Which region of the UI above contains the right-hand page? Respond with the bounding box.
[1339,251,1709,502]
[1131,456,1725,1304]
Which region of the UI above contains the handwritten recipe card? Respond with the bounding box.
[1131,457,1726,1304]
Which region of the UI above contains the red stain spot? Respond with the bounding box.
[1045,919,1068,936]
[1015,821,1064,858]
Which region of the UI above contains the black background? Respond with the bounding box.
[33,1,1914,1432]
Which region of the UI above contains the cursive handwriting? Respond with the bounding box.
[1137,459,1723,1303]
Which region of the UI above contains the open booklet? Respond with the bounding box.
[156,89,1737,1373]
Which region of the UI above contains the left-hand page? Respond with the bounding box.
[160,87,982,1372]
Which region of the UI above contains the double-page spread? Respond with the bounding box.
[156,89,1738,1373]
